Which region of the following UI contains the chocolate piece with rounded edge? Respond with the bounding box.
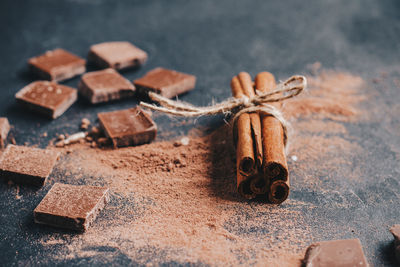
[28,48,86,82]
[0,118,10,148]
[98,107,157,148]
[34,183,110,231]
[88,41,147,70]
[0,145,60,186]
[79,68,135,104]
[134,67,196,98]
[303,238,368,267]
[16,81,77,119]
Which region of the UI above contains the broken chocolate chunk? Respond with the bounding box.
[134,67,196,98]
[34,183,109,231]
[303,239,368,267]
[16,81,77,119]
[390,225,400,263]
[98,107,157,148]
[28,48,86,82]
[88,41,147,70]
[78,68,135,104]
[0,145,60,186]
[0,118,10,148]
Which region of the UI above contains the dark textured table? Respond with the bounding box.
[0,0,400,266]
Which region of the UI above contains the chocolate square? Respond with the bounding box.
[28,48,86,82]
[88,41,147,70]
[34,183,109,231]
[303,239,368,267]
[134,67,196,98]
[78,68,136,104]
[16,81,77,119]
[0,145,60,186]
[0,118,10,148]
[98,107,157,147]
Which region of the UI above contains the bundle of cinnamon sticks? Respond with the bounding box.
[231,72,289,203]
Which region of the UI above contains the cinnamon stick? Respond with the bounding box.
[255,72,289,204]
[231,73,257,199]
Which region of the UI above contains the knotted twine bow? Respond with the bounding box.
[139,75,307,148]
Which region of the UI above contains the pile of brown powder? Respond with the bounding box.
[39,67,367,266]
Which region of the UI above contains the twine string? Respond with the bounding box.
[139,75,307,147]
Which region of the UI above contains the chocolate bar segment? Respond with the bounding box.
[88,41,147,70]
[34,183,109,231]
[16,81,77,119]
[98,107,157,148]
[28,48,86,82]
[303,238,368,267]
[134,67,196,98]
[78,68,135,104]
[0,145,59,186]
[0,118,10,148]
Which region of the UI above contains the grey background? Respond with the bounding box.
[0,0,399,266]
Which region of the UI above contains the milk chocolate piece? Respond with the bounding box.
[303,239,368,267]
[34,183,109,231]
[134,67,196,98]
[16,81,77,119]
[28,48,86,82]
[0,145,59,186]
[78,68,135,104]
[88,41,147,70]
[0,118,10,148]
[390,225,400,263]
[98,107,157,147]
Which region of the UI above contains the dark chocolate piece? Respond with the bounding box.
[78,68,135,104]
[390,225,400,263]
[0,145,59,186]
[88,41,147,70]
[0,118,10,148]
[98,107,157,147]
[303,239,368,267]
[28,48,86,82]
[34,183,109,231]
[15,81,77,119]
[134,67,196,98]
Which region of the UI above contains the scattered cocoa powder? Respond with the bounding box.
[40,68,367,266]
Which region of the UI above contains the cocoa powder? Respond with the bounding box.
[40,68,366,266]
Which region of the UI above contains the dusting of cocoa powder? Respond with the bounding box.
[40,68,367,266]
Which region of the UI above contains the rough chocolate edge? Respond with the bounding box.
[112,125,157,148]
[53,64,86,82]
[134,74,196,98]
[29,60,86,82]
[78,78,135,104]
[88,49,147,70]
[33,188,110,231]
[302,243,320,266]
[87,50,111,69]
[0,169,46,186]
[0,119,10,149]
[52,89,78,119]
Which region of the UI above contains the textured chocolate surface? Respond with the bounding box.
[28,48,86,82]
[15,81,77,119]
[88,41,147,70]
[134,67,196,98]
[303,239,368,267]
[34,183,109,231]
[98,107,157,147]
[79,68,135,104]
[0,145,59,186]
[0,118,10,148]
